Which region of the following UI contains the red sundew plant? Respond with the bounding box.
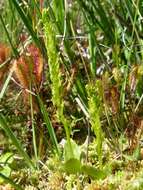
[13,43,43,110]
[0,44,11,85]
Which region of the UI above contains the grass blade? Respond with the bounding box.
[37,95,60,156]
[0,114,35,170]
[0,13,18,57]
[0,173,23,190]
[0,66,14,100]
[11,0,46,55]
[30,92,38,166]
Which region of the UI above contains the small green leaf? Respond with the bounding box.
[133,146,141,160]
[0,152,14,163]
[63,139,82,174]
[0,152,14,184]
[63,158,81,174]
[0,166,11,184]
[81,164,107,180]
[64,139,81,162]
